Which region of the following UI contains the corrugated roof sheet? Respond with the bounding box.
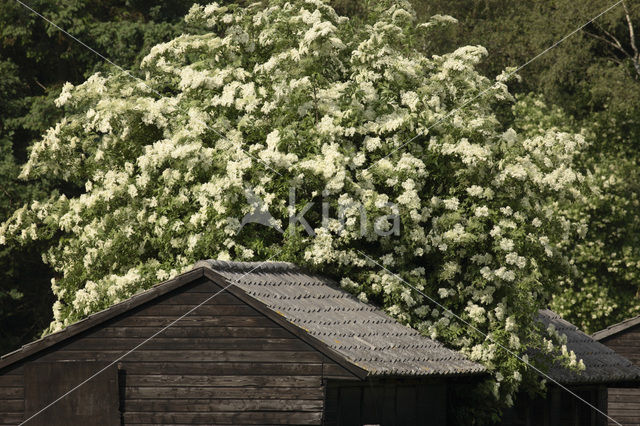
[197,260,485,377]
[538,309,640,384]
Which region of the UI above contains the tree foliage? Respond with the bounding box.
[413,0,640,332]
[0,0,215,354]
[1,1,590,420]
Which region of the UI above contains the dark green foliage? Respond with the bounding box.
[414,0,640,150]
[0,0,219,354]
[410,0,640,332]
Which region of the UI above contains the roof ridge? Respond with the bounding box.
[195,259,301,274]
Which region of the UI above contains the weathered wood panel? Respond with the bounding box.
[608,388,640,426]
[0,400,22,412]
[24,362,119,426]
[0,376,21,387]
[37,349,325,362]
[604,332,640,343]
[92,325,287,338]
[184,279,232,293]
[133,304,263,316]
[418,384,446,424]
[0,382,24,425]
[0,387,23,398]
[324,379,446,426]
[601,329,640,365]
[124,386,325,400]
[122,411,323,424]
[0,363,24,421]
[0,413,23,425]
[501,386,607,426]
[125,398,324,412]
[61,336,310,351]
[125,374,322,387]
[0,366,23,376]
[0,378,23,426]
[151,292,241,304]
[322,361,358,380]
[110,315,284,327]
[116,361,323,376]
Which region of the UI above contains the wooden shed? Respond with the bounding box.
[0,260,486,426]
[594,315,640,426]
[502,310,640,426]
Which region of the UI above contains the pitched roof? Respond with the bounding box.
[0,260,485,378]
[0,268,205,371]
[196,260,485,377]
[538,309,640,384]
[592,314,640,341]
[3,259,636,384]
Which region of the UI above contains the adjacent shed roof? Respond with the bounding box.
[592,314,640,341]
[196,260,484,377]
[538,309,640,384]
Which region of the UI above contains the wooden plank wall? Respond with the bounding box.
[608,388,640,426]
[600,325,640,426]
[23,362,120,426]
[323,379,447,426]
[0,277,356,425]
[602,325,640,366]
[500,386,607,426]
[0,366,23,425]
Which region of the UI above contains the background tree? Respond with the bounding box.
[410,0,640,332]
[0,60,51,352]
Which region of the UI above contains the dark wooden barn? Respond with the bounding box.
[2,260,639,425]
[0,260,486,426]
[593,315,640,426]
[502,310,640,426]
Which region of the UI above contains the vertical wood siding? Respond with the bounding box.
[500,386,607,426]
[323,379,447,426]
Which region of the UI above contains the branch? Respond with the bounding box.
[0,185,13,207]
[586,11,640,80]
[592,21,626,52]
[583,29,629,56]
[623,1,638,56]
[622,1,640,77]
[33,79,47,92]
[605,52,625,67]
